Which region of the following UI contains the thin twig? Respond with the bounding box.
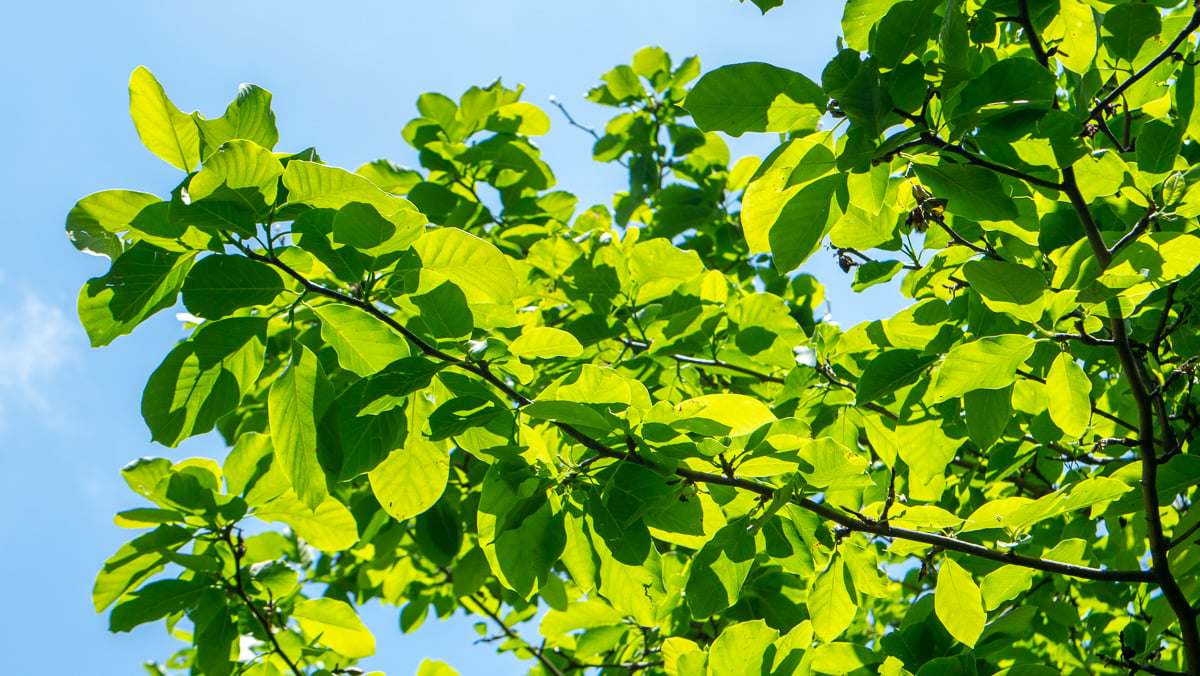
[1089,8,1200,123]
[221,529,304,676]
[1061,170,1200,672]
[246,249,1157,592]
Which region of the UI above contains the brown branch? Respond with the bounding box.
[1169,519,1200,552]
[901,132,1063,191]
[1089,8,1200,123]
[1017,0,1050,68]
[1017,368,1138,433]
[246,249,1156,593]
[221,529,304,676]
[1053,333,1115,348]
[1062,172,1200,674]
[617,338,785,384]
[463,594,567,676]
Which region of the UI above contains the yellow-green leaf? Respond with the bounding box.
[292,598,376,658]
[268,345,333,509]
[672,394,776,437]
[935,559,986,647]
[509,326,584,359]
[129,67,200,172]
[809,558,856,643]
[255,490,358,552]
[369,436,450,521]
[314,304,411,377]
[1046,352,1092,437]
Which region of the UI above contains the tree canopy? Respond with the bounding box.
[69,0,1200,674]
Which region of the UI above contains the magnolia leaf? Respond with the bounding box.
[509,327,584,359]
[129,67,200,172]
[935,559,986,647]
[292,598,376,658]
[809,558,856,643]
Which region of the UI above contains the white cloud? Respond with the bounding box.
[0,290,75,410]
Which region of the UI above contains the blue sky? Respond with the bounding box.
[0,1,903,673]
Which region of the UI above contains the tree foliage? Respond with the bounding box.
[70,1,1200,675]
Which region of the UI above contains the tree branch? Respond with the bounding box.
[1061,172,1200,674]
[1089,8,1200,123]
[220,529,304,676]
[1017,0,1050,68]
[247,249,1157,605]
[463,594,567,676]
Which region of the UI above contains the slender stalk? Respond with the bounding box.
[1061,174,1200,674]
[1088,9,1200,123]
[463,595,566,676]
[221,530,304,676]
[246,249,1157,606]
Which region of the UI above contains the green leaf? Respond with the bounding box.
[255,490,359,551]
[369,435,450,522]
[477,463,566,596]
[872,0,937,69]
[708,620,780,675]
[739,0,785,13]
[66,190,160,260]
[743,139,836,261]
[672,394,776,437]
[1102,2,1161,62]
[932,335,1038,402]
[912,160,1019,223]
[799,437,873,489]
[964,386,1012,450]
[485,102,551,135]
[94,526,192,612]
[1073,149,1128,201]
[834,60,894,138]
[412,227,517,305]
[314,304,411,377]
[935,558,985,647]
[268,345,334,509]
[109,579,203,633]
[980,565,1036,611]
[962,260,1047,323]
[950,58,1057,127]
[811,642,884,673]
[852,260,904,291]
[856,349,937,405]
[809,558,856,642]
[509,326,584,359]
[195,83,279,155]
[1056,0,1098,75]
[628,238,705,303]
[181,255,284,319]
[332,201,423,257]
[293,598,376,658]
[1135,119,1183,176]
[142,318,266,446]
[128,67,200,172]
[78,243,195,347]
[192,589,237,676]
[1046,353,1092,437]
[684,62,825,137]
[187,140,284,228]
[283,160,422,218]
[842,0,899,51]
[417,660,460,676]
[685,519,757,619]
[355,159,423,194]
[411,281,474,339]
